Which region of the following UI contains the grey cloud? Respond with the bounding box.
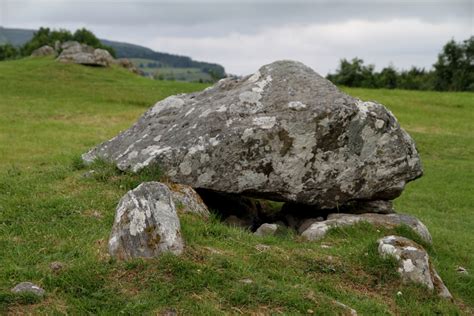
[3,1,472,36]
[1,0,472,75]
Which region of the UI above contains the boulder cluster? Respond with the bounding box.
[30,41,140,73]
[81,60,451,299]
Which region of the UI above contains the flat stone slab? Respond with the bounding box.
[300,213,432,244]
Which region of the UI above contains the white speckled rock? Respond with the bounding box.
[11,282,45,297]
[301,213,432,244]
[378,235,452,299]
[108,182,184,260]
[83,60,422,208]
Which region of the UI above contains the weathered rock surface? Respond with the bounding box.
[31,45,56,57]
[169,183,210,217]
[301,213,431,244]
[58,41,114,67]
[254,223,281,236]
[109,182,184,260]
[83,60,422,209]
[378,235,451,298]
[11,282,45,297]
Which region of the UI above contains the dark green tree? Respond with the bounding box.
[326,58,376,87]
[0,44,19,60]
[433,36,474,91]
[377,66,398,89]
[72,28,116,57]
[20,27,73,56]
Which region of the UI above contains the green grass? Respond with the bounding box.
[0,57,472,314]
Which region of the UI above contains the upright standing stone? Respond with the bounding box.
[109,182,184,260]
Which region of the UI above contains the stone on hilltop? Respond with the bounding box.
[83,60,422,209]
[109,182,184,260]
[31,45,56,57]
[58,41,114,67]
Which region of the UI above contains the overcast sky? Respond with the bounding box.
[1,0,473,75]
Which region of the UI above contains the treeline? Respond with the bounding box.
[327,36,473,91]
[0,27,115,61]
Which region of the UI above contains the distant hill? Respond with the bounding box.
[0,27,35,46]
[0,26,225,81]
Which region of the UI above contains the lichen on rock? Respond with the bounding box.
[83,60,422,210]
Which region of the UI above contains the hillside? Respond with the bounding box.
[0,58,473,314]
[0,26,225,81]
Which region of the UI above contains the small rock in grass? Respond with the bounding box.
[160,308,177,316]
[378,235,452,299]
[82,170,96,178]
[49,261,64,273]
[239,278,253,284]
[456,266,468,275]
[203,247,222,255]
[11,282,45,297]
[333,300,358,316]
[254,223,281,236]
[255,244,271,252]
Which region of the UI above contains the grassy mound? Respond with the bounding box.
[0,57,472,314]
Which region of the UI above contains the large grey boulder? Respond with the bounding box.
[57,41,114,67]
[83,60,422,208]
[301,213,432,244]
[109,182,184,260]
[378,235,451,299]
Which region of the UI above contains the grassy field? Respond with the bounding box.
[0,57,472,314]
